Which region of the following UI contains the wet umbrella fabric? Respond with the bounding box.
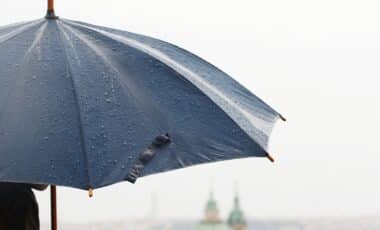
[0,19,282,190]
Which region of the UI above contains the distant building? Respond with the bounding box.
[195,191,229,230]
[227,191,247,230]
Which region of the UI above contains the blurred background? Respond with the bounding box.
[1,0,380,229]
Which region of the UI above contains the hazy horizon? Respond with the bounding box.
[1,0,380,223]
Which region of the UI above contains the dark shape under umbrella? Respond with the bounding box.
[0,1,285,229]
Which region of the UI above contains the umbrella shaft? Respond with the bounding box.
[50,185,58,230]
[48,0,54,11]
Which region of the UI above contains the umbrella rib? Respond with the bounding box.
[0,21,29,30]
[55,22,92,189]
[0,21,47,127]
[0,20,43,46]
[24,22,48,59]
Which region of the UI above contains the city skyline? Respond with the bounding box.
[1,0,380,224]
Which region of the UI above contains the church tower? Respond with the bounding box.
[227,189,247,230]
[195,190,229,230]
[204,191,221,223]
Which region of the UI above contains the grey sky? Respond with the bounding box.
[1,0,380,223]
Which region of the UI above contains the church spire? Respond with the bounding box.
[203,187,221,224]
[227,183,247,230]
[234,181,240,209]
[196,188,230,230]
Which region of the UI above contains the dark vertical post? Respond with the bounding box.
[50,185,58,230]
[46,0,58,19]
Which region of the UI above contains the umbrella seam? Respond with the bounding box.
[0,20,44,46]
[55,21,92,189]
[0,21,47,130]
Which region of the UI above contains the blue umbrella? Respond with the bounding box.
[0,1,285,229]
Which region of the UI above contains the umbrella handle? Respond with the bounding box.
[50,185,58,230]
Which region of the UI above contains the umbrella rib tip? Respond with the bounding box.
[279,114,287,122]
[266,153,275,163]
[88,188,94,198]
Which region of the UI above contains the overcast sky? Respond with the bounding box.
[1,0,380,224]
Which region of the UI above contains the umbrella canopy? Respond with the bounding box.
[0,9,284,191]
